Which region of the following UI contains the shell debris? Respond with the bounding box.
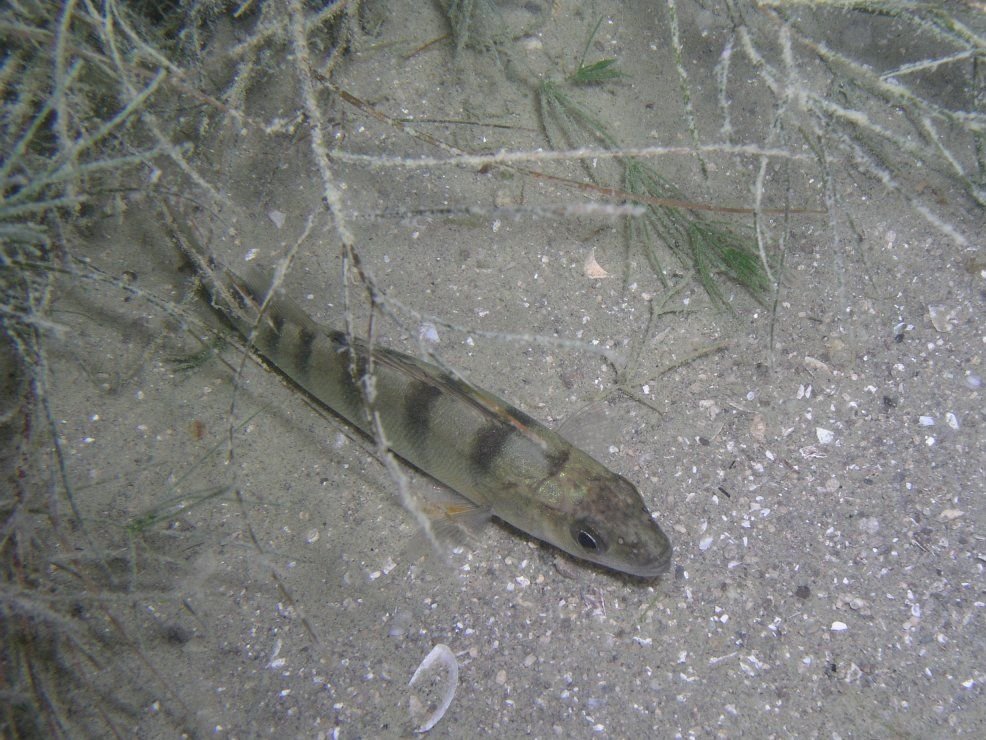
[408,643,458,733]
[928,304,958,332]
[583,248,611,279]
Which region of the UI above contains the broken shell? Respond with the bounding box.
[408,643,458,733]
[928,304,957,332]
[583,249,611,279]
[418,322,440,345]
[749,413,767,443]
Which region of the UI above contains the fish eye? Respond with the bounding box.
[571,521,607,553]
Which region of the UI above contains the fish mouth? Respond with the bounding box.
[625,546,673,578]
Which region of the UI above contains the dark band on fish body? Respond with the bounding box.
[295,327,316,373]
[544,447,571,478]
[234,279,266,308]
[327,331,372,385]
[470,423,512,474]
[350,349,370,388]
[230,285,249,311]
[404,380,443,439]
[326,329,349,352]
[232,275,263,306]
[264,310,286,351]
[334,359,363,412]
[328,336,369,412]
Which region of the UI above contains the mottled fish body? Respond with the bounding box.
[189,254,672,577]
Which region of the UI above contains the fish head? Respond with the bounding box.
[534,462,672,578]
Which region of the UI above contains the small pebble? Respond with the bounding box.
[857,517,880,535]
[419,322,440,345]
[928,304,956,332]
[816,427,835,444]
[583,249,611,279]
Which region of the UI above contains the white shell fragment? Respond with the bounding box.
[928,304,957,332]
[267,209,286,229]
[418,321,440,345]
[816,427,835,445]
[583,249,611,279]
[408,644,458,733]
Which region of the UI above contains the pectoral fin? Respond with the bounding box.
[403,483,493,566]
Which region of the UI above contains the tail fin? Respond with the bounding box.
[161,202,320,344]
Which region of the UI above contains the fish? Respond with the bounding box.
[171,226,672,577]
